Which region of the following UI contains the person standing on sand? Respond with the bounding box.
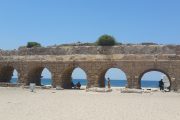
[159,79,164,91]
[107,77,111,89]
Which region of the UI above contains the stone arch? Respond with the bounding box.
[61,66,88,89]
[97,66,128,88]
[138,68,172,89]
[27,66,53,86]
[0,65,21,83]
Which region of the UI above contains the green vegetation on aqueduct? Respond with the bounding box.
[26,34,158,48]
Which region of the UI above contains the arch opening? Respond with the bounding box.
[10,69,18,83]
[139,70,171,90]
[62,67,87,89]
[27,67,52,86]
[0,66,19,84]
[99,68,127,88]
[41,68,52,86]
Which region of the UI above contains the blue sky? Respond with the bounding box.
[0,0,180,50]
[2,0,179,80]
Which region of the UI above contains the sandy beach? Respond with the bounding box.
[0,87,180,120]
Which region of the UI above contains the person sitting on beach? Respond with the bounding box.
[76,81,81,89]
[159,79,164,91]
[71,81,75,88]
[167,86,170,92]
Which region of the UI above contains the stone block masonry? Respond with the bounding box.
[0,45,180,91]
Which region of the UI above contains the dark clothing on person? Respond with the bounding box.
[71,82,75,88]
[159,79,164,90]
[107,78,111,89]
[76,82,81,89]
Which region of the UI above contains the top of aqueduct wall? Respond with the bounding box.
[0,45,180,56]
[0,45,180,61]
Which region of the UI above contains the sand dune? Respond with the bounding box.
[0,87,180,120]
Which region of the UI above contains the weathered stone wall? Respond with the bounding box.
[0,45,180,91]
[1,45,180,55]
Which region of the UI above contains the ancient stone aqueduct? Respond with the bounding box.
[0,45,180,91]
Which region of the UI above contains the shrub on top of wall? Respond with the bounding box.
[96,34,117,46]
[27,42,41,48]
